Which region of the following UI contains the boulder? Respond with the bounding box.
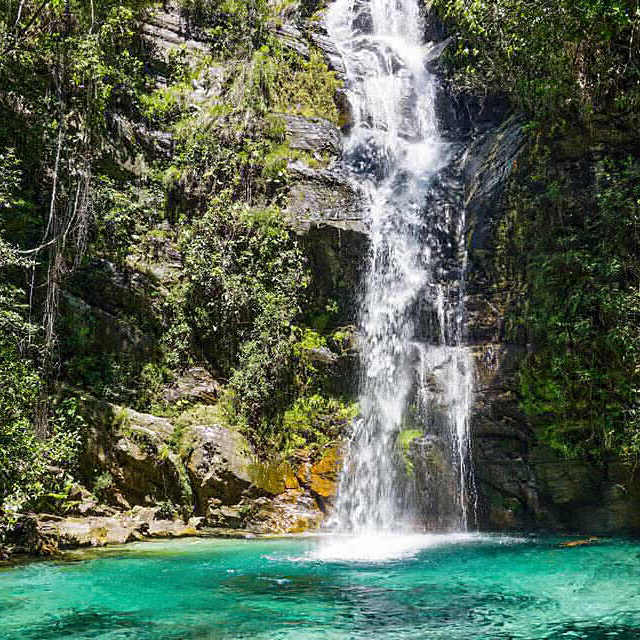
[207,505,245,529]
[111,409,191,507]
[37,514,142,548]
[2,515,44,555]
[244,491,324,534]
[66,483,116,517]
[295,447,342,512]
[163,367,221,405]
[36,508,204,550]
[78,400,192,510]
[186,424,255,510]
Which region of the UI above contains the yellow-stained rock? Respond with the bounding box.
[284,468,300,490]
[310,447,342,499]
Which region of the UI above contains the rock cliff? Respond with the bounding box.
[9,0,637,555]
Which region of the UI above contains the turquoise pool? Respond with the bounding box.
[1,533,639,639]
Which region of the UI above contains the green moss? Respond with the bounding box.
[502,150,640,461]
[247,459,294,495]
[396,429,422,476]
[396,429,423,453]
[112,406,131,431]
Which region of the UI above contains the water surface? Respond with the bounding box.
[1,534,639,639]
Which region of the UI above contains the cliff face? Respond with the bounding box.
[463,143,640,534]
[441,86,640,535]
[40,0,364,538]
[8,0,638,546]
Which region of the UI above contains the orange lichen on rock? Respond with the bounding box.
[310,447,342,499]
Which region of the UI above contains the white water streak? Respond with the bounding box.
[325,0,475,534]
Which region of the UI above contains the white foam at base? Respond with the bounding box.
[306,533,524,563]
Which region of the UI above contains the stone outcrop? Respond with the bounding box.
[186,424,256,509]
[285,114,342,156]
[73,396,342,537]
[307,15,347,78]
[141,2,208,68]
[286,161,366,233]
[1,508,205,559]
[163,367,221,405]
[462,115,525,249]
[409,434,464,530]
[39,509,203,550]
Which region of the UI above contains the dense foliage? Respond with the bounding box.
[0,0,155,514]
[432,0,640,131]
[499,152,640,459]
[183,195,309,431]
[433,0,640,459]
[0,0,350,524]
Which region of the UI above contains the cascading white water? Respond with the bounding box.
[325,0,475,534]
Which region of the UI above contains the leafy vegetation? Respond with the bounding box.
[182,194,309,434]
[505,153,640,460]
[0,0,349,528]
[0,0,155,517]
[178,0,270,57]
[431,0,640,131]
[433,0,640,461]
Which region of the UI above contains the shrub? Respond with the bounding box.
[182,192,309,440]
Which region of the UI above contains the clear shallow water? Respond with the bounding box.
[1,535,640,639]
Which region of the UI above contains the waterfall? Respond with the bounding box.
[325,0,475,534]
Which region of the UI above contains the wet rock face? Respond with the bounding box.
[461,134,640,533]
[429,31,640,533]
[463,117,525,246]
[281,111,366,235]
[408,435,463,530]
